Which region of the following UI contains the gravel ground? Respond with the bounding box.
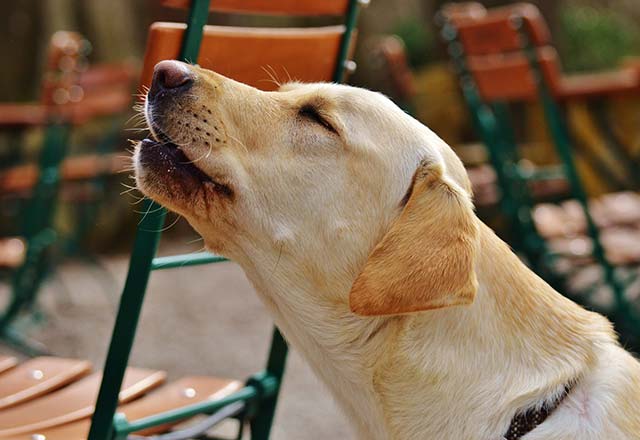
[0,237,353,439]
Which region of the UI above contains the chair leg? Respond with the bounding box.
[0,229,55,350]
[249,329,288,440]
[88,202,166,440]
[0,123,71,352]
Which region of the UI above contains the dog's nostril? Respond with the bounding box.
[149,60,194,99]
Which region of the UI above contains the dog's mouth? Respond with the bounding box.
[140,121,233,198]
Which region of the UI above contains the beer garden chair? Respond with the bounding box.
[0,31,134,354]
[437,2,640,346]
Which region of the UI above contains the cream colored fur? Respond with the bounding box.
[135,62,640,439]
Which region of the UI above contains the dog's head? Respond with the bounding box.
[135,60,478,316]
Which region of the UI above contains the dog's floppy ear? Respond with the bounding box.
[349,160,478,316]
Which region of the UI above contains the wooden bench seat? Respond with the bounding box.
[0,368,166,437]
[3,376,242,440]
[0,357,92,410]
[534,192,640,238]
[0,355,242,440]
[534,192,640,265]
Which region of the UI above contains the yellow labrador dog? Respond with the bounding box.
[134,60,640,440]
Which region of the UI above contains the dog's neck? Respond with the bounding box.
[230,221,613,439]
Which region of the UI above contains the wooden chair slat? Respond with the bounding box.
[0,357,92,410]
[466,47,561,101]
[2,376,242,440]
[0,153,129,194]
[161,0,350,16]
[0,368,166,436]
[0,358,18,375]
[453,3,550,56]
[141,23,346,89]
[0,104,47,127]
[558,68,640,99]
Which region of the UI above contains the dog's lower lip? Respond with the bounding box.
[140,138,233,197]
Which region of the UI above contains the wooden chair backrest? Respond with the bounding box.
[466,47,561,102]
[445,3,560,102]
[450,3,550,55]
[141,24,350,89]
[161,0,351,16]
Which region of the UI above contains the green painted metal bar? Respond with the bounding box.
[516,18,630,312]
[86,200,166,440]
[151,251,227,270]
[332,0,361,83]
[248,328,288,440]
[0,122,70,350]
[92,0,364,437]
[113,385,261,435]
[440,20,565,293]
[87,2,211,439]
[179,0,210,64]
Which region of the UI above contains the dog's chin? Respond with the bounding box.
[134,138,233,216]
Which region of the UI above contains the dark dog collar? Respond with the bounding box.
[503,384,573,440]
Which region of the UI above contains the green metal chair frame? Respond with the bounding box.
[0,33,92,354]
[438,9,640,345]
[87,1,363,439]
[0,122,71,354]
[0,35,136,355]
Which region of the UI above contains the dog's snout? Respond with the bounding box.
[149,60,194,99]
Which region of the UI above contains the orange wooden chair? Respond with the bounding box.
[0,31,136,353]
[0,354,243,440]
[439,2,640,346]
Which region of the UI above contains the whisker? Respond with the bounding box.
[154,213,182,232]
[136,203,165,217]
[261,65,281,88]
[136,199,155,224]
[227,133,249,154]
[129,194,147,205]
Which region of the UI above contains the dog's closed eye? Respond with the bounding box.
[299,104,337,134]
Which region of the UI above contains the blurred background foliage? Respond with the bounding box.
[558,3,640,72]
[391,17,435,69]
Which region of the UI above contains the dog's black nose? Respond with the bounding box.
[149,60,194,99]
